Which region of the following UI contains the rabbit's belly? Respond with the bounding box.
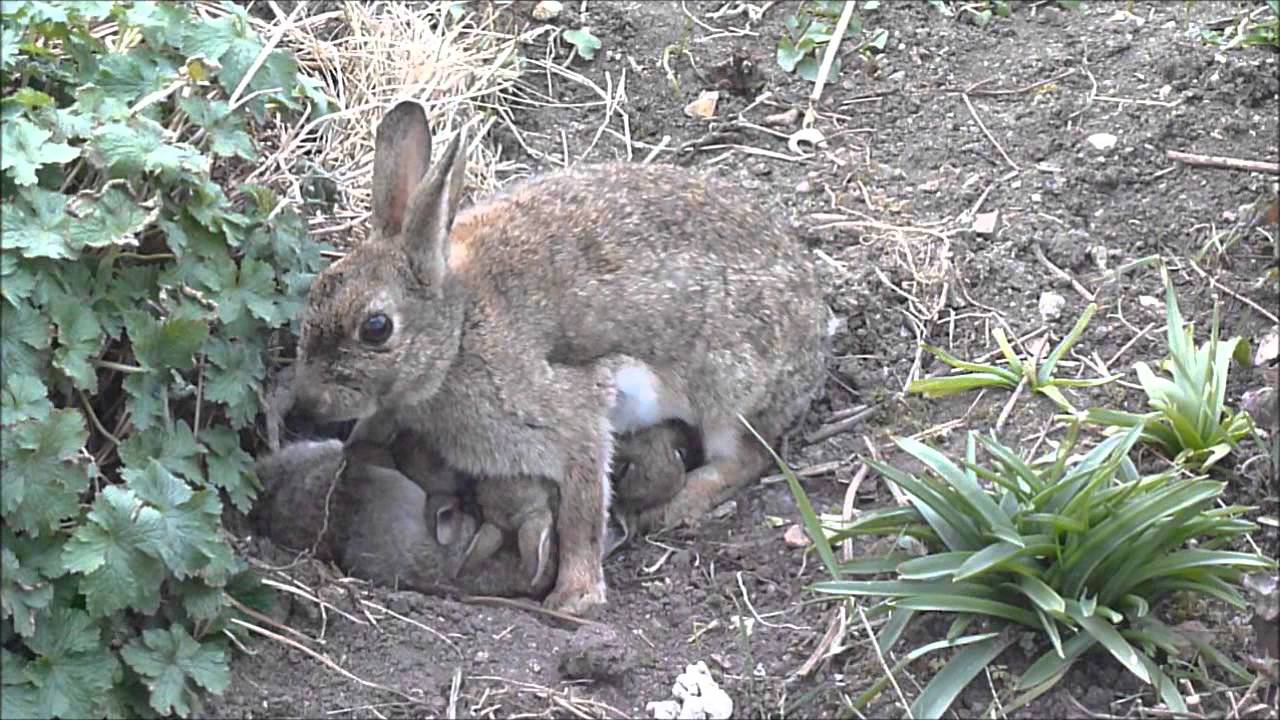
[610,363,661,431]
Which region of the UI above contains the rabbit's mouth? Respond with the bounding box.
[289,383,376,427]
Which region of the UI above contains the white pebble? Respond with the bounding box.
[1038,291,1066,321]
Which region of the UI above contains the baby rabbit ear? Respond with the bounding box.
[371,100,432,239]
[401,124,468,287]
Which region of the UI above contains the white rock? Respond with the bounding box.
[648,700,681,719]
[1038,291,1066,321]
[651,661,733,720]
[1256,329,1279,367]
[1138,294,1163,311]
[1086,133,1118,151]
[531,0,562,21]
[1089,245,1109,270]
[972,210,999,236]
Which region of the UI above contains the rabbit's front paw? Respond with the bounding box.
[543,571,607,616]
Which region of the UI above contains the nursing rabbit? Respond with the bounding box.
[289,100,828,614]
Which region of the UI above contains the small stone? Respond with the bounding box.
[1138,295,1163,311]
[531,0,562,21]
[684,90,719,120]
[783,524,811,547]
[795,180,813,194]
[1086,132,1118,151]
[1038,291,1066,321]
[558,624,636,682]
[972,210,999,236]
[763,107,800,127]
[711,500,737,518]
[1254,329,1278,367]
[1089,245,1109,270]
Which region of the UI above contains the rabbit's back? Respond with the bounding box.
[452,162,826,410]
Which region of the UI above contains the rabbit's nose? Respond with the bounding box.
[283,390,355,442]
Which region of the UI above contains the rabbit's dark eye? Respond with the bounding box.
[359,313,393,345]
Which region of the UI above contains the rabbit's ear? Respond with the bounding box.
[401,125,468,286]
[433,496,465,546]
[372,101,433,239]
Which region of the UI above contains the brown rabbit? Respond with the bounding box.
[290,101,829,614]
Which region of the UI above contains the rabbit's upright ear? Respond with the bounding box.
[371,101,433,239]
[401,124,468,287]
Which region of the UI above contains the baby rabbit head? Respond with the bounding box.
[293,101,470,423]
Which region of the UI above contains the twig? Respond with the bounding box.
[760,460,843,485]
[962,93,1019,172]
[805,404,880,444]
[259,578,367,626]
[963,68,1077,96]
[1032,243,1096,302]
[78,389,121,447]
[968,168,1020,219]
[792,602,849,678]
[1166,150,1280,176]
[736,571,810,631]
[229,617,422,705]
[458,595,605,627]
[227,595,321,647]
[1095,94,1182,108]
[228,1,305,106]
[1187,257,1280,326]
[857,605,912,717]
[447,667,462,719]
[995,374,1028,435]
[841,462,869,563]
[809,0,857,104]
[358,597,461,656]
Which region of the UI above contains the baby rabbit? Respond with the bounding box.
[389,434,559,590]
[389,419,696,587]
[289,100,828,615]
[252,439,547,597]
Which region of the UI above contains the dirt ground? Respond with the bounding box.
[208,1,1279,718]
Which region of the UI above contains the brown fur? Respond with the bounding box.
[290,101,829,615]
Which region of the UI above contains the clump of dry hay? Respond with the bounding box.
[207,1,527,249]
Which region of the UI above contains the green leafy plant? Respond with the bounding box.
[562,27,601,61]
[1200,0,1280,50]
[1082,267,1255,471]
[929,0,1082,26]
[774,423,1274,718]
[909,303,1119,413]
[1,1,329,716]
[777,1,886,83]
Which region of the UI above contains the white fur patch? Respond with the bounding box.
[609,363,661,432]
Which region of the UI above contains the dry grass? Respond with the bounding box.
[198,0,529,249]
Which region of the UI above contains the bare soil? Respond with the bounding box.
[209,1,1278,718]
